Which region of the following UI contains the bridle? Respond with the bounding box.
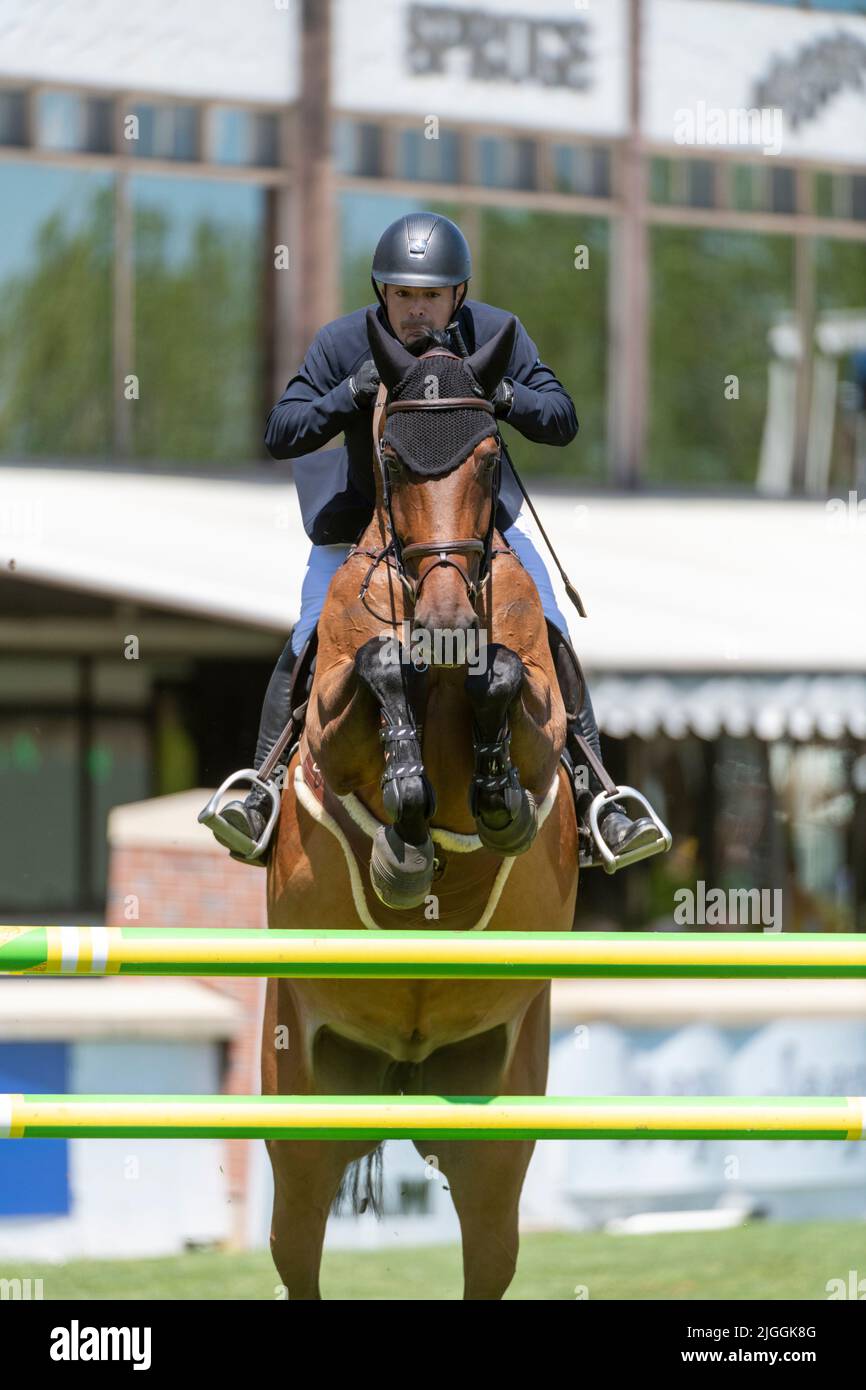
[360,347,503,610]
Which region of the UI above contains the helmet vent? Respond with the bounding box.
[405,213,436,257]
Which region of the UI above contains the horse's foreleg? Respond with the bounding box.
[464,643,548,855]
[344,635,437,909]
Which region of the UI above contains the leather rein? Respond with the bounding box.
[354,348,507,609]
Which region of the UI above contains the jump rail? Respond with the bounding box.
[1,1095,864,1141]
[2,926,866,979]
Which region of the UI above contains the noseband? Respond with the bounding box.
[369,348,501,609]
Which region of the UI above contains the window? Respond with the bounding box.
[731,164,797,214]
[131,175,265,463]
[128,102,199,161]
[334,119,383,177]
[211,107,280,167]
[815,237,866,491]
[815,170,866,221]
[478,207,608,481]
[0,166,114,459]
[474,136,537,191]
[646,226,795,487]
[37,91,113,154]
[552,144,610,198]
[650,158,716,209]
[0,89,27,146]
[395,128,461,183]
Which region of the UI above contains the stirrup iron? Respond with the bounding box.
[197,769,282,863]
[585,786,672,875]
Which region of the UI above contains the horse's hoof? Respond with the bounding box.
[370,826,435,909]
[475,789,538,856]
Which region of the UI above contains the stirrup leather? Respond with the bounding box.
[197,769,282,863]
[582,786,672,875]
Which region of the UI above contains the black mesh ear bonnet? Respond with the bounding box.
[381,357,498,477]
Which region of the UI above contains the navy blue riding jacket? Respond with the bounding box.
[264,298,578,545]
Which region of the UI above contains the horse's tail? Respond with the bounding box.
[330,1058,418,1219]
[331,1145,386,1219]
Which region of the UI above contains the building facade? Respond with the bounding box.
[1,0,865,928]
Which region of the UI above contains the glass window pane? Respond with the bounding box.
[0,166,113,458]
[0,658,80,704]
[356,123,382,177]
[132,102,156,156]
[171,106,198,160]
[395,128,459,183]
[333,120,382,176]
[333,117,355,174]
[92,660,153,708]
[131,175,265,463]
[253,113,279,167]
[86,97,113,154]
[649,156,672,204]
[36,93,112,154]
[475,136,537,190]
[814,171,834,217]
[688,160,715,208]
[0,90,27,146]
[815,237,866,492]
[770,166,796,214]
[89,718,150,898]
[479,207,607,482]
[130,103,198,161]
[212,108,277,166]
[212,107,247,164]
[552,144,609,197]
[0,715,78,910]
[647,227,795,486]
[37,91,83,151]
[732,164,756,211]
[592,147,610,198]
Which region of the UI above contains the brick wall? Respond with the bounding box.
[106,793,269,1245]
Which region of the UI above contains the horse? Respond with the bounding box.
[262,310,579,1299]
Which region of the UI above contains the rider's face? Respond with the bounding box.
[383,283,465,345]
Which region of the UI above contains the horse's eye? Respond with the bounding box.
[482,450,500,472]
[384,453,403,479]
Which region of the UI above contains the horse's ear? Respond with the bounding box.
[366,309,416,388]
[463,316,517,397]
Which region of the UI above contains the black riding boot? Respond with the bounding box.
[546,621,661,868]
[214,638,298,862]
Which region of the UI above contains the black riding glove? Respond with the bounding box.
[491,379,514,417]
[348,359,381,409]
[465,367,514,417]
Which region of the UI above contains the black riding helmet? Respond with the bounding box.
[371,212,471,323]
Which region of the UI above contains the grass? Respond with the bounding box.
[3,1222,865,1300]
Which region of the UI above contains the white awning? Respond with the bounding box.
[1,466,864,673]
[593,673,866,741]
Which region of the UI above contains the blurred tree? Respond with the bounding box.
[132,202,262,464]
[0,184,113,457]
[647,226,794,487]
[479,207,607,483]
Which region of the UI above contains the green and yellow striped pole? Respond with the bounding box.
[1,1094,864,1141]
[2,926,866,979]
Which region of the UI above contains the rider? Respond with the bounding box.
[206,212,664,871]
